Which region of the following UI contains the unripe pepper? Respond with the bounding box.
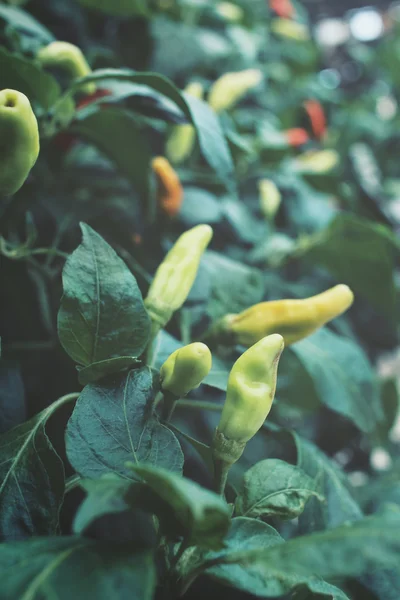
[166,81,204,164]
[145,224,213,328]
[151,156,183,217]
[212,284,354,347]
[0,89,40,196]
[36,41,96,94]
[294,149,339,174]
[215,2,244,22]
[270,18,310,41]
[212,334,284,492]
[160,342,212,397]
[208,69,263,113]
[258,179,281,221]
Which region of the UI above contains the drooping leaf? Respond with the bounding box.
[73,474,157,546]
[0,5,54,44]
[66,367,184,478]
[128,463,231,550]
[64,69,235,191]
[0,396,69,540]
[223,512,400,581]
[235,458,324,520]
[0,46,60,109]
[287,328,383,433]
[0,536,156,600]
[71,110,152,210]
[202,518,349,599]
[58,223,151,382]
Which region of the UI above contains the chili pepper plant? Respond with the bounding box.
[1,1,400,599]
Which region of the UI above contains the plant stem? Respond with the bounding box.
[161,390,179,422]
[65,473,81,493]
[144,321,161,366]
[213,458,231,497]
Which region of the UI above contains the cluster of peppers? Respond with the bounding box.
[144,224,354,492]
[0,37,354,494]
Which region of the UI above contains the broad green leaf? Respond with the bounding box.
[0,5,54,43]
[64,69,235,191]
[224,513,400,581]
[58,223,151,381]
[288,328,383,433]
[203,518,349,599]
[0,536,155,600]
[0,46,60,109]
[235,458,324,520]
[77,0,150,17]
[301,213,399,321]
[0,395,70,540]
[128,463,231,550]
[66,367,184,478]
[293,432,363,532]
[71,110,152,208]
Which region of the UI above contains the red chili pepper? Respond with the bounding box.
[303,99,326,140]
[285,127,309,147]
[152,156,183,217]
[269,0,295,19]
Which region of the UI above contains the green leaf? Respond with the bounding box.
[0,46,60,110]
[0,5,54,44]
[71,109,152,208]
[65,69,235,191]
[287,328,383,433]
[235,459,324,520]
[77,0,150,17]
[77,357,140,386]
[73,475,147,535]
[293,432,363,532]
[66,367,184,478]
[58,223,151,380]
[0,536,156,600]
[203,518,349,599]
[0,396,69,539]
[224,512,400,581]
[301,214,399,321]
[128,463,231,550]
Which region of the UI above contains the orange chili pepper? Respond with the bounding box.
[151,156,183,217]
[269,0,295,19]
[303,99,327,140]
[285,127,309,147]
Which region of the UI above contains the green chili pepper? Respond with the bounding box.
[0,89,40,196]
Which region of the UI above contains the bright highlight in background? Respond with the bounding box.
[349,8,384,42]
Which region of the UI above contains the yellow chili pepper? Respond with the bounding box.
[213,284,354,347]
[208,69,263,113]
[212,334,284,480]
[160,342,212,397]
[36,41,96,94]
[0,89,40,196]
[270,18,310,41]
[166,81,204,164]
[145,224,213,328]
[258,179,281,221]
[152,156,183,217]
[215,2,244,22]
